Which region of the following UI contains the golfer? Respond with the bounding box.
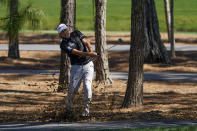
[57,23,97,117]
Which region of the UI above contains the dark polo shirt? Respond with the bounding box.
[60,30,91,65]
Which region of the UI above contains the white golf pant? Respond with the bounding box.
[66,61,94,115]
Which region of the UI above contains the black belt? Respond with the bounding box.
[72,59,91,65]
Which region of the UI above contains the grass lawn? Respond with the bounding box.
[0,0,197,31]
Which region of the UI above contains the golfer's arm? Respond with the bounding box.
[71,49,91,56]
[82,38,93,52]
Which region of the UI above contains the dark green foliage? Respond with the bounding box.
[1,1,44,38]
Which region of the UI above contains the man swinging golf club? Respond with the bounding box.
[57,23,97,117]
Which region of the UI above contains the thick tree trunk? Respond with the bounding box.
[122,0,145,108]
[95,0,112,84]
[58,0,76,92]
[144,0,171,64]
[8,0,19,59]
[164,0,171,41]
[170,0,176,58]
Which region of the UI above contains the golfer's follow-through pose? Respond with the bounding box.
[57,23,97,117]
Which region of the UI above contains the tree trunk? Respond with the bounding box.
[144,0,171,64]
[170,0,176,58]
[122,0,145,108]
[164,0,171,41]
[95,0,112,84]
[58,0,76,92]
[8,0,19,59]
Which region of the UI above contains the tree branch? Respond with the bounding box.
[0,15,18,21]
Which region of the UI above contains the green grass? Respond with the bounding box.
[73,125,197,131]
[0,0,197,32]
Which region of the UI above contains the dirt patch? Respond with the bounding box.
[0,74,197,123]
[0,51,197,73]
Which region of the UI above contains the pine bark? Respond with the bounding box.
[58,0,76,92]
[95,0,112,84]
[8,0,20,59]
[122,0,145,108]
[144,0,171,64]
[170,0,176,58]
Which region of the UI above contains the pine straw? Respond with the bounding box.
[44,81,197,122]
[0,74,197,123]
[0,51,197,73]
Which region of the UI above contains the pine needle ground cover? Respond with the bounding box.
[0,50,196,73]
[0,75,197,123]
[0,33,197,73]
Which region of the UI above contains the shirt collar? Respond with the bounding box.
[62,37,70,41]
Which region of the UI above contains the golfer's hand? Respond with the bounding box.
[89,52,98,57]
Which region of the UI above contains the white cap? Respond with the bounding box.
[57,23,68,34]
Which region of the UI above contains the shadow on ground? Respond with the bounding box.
[0,79,197,123]
[0,50,197,72]
[0,53,60,70]
[38,81,197,123]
